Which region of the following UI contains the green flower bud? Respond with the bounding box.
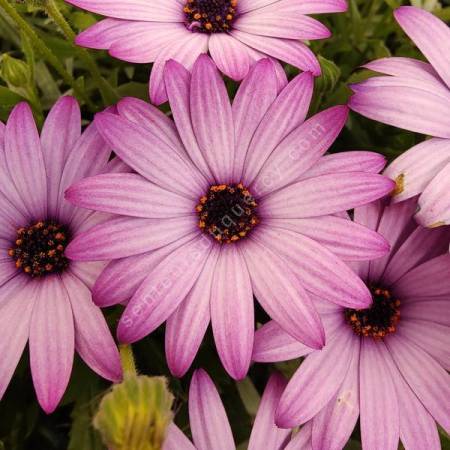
[0,55,30,88]
[94,376,174,450]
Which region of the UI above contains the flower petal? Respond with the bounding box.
[41,96,81,218]
[276,327,355,428]
[66,216,197,261]
[252,106,349,197]
[256,226,372,308]
[359,339,400,450]
[66,173,193,219]
[63,272,122,382]
[243,71,314,185]
[163,423,196,450]
[94,112,207,198]
[248,373,291,450]
[165,246,219,377]
[0,279,35,401]
[394,6,450,88]
[190,55,235,183]
[5,102,47,220]
[260,172,395,217]
[386,335,450,431]
[211,246,254,380]
[189,369,235,450]
[232,58,278,180]
[117,235,212,343]
[29,276,74,413]
[65,0,183,21]
[242,238,325,349]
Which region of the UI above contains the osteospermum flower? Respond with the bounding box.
[349,6,450,228]
[0,99,122,413]
[164,369,294,450]
[254,198,450,450]
[65,55,394,380]
[66,0,348,104]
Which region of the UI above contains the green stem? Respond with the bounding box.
[0,0,95,109]
[44,0,118,105]
[119,344,137,378]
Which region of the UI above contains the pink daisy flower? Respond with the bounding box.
[0,98,123,414]
[65,55,394,380]
[66,0,348,104]
[164,369,294,450]
[349,6,450,228]
[254,198,450,450]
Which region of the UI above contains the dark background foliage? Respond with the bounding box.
[0,0,449,448]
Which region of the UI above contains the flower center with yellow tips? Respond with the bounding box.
[184,0,238,33]
[345,286,401,339]
[9,220,71,277]
[196,183,259,243]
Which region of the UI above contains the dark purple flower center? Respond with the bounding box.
[344,286,401,338]
[9,220,71,278]
[184,0,238,33]
[196,183,259,243]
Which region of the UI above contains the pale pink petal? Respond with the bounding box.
[69,260,107,290]
[276,328,355,428]
[256,226,372,308]
[189,369,235,450]
[402,299,450,327]
[384,138,450,204]
[149,33,209,105]
[94,112,207,198]
[92,233,195,307]
[165,247,219,377]
[386,335,450,431]
[234,9,331,40]
[163,60,213,180]
[394,6,450,88]
[209,33,251,80]
[66,216,197,261]
[163,423,195,450]
[41,96,81,218]
[359,339,399,450]
[232,58,278,180]
[211,246,254,380]
[242,238,325,349]
[251,106,349,197]
[0,279,35,401]
[248,373,291,450]
[349,77,450,138]
[29,276,74,413]
[392,363,441,450]
[243,71,314,185]
[0,257,17,287]
[190,55,235,183]
[63,272,122,382]
[311,342,360,450]
[265,215,389,261]
[66,173,194,219]
[284,422,313,450]
[416,161,450,226]
[363,57,443,85]
[5,102,47,220]
[117,235,212,343]
[65,0,183,21]
[393,253,450,299]
[260,172,395,217]
[116,96,184,154]
[231,30,321,75]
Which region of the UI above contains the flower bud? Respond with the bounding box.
[94,376,174,450]
[0,55,30,88]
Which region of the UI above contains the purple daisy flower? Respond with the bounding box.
[65,55,394,380]
[66,0,348,104]
[164,369,293,449]
[254,198,450,450]
[349,6,450,228]
[0,99,123,413]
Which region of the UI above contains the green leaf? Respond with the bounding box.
[236,377,261,418]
